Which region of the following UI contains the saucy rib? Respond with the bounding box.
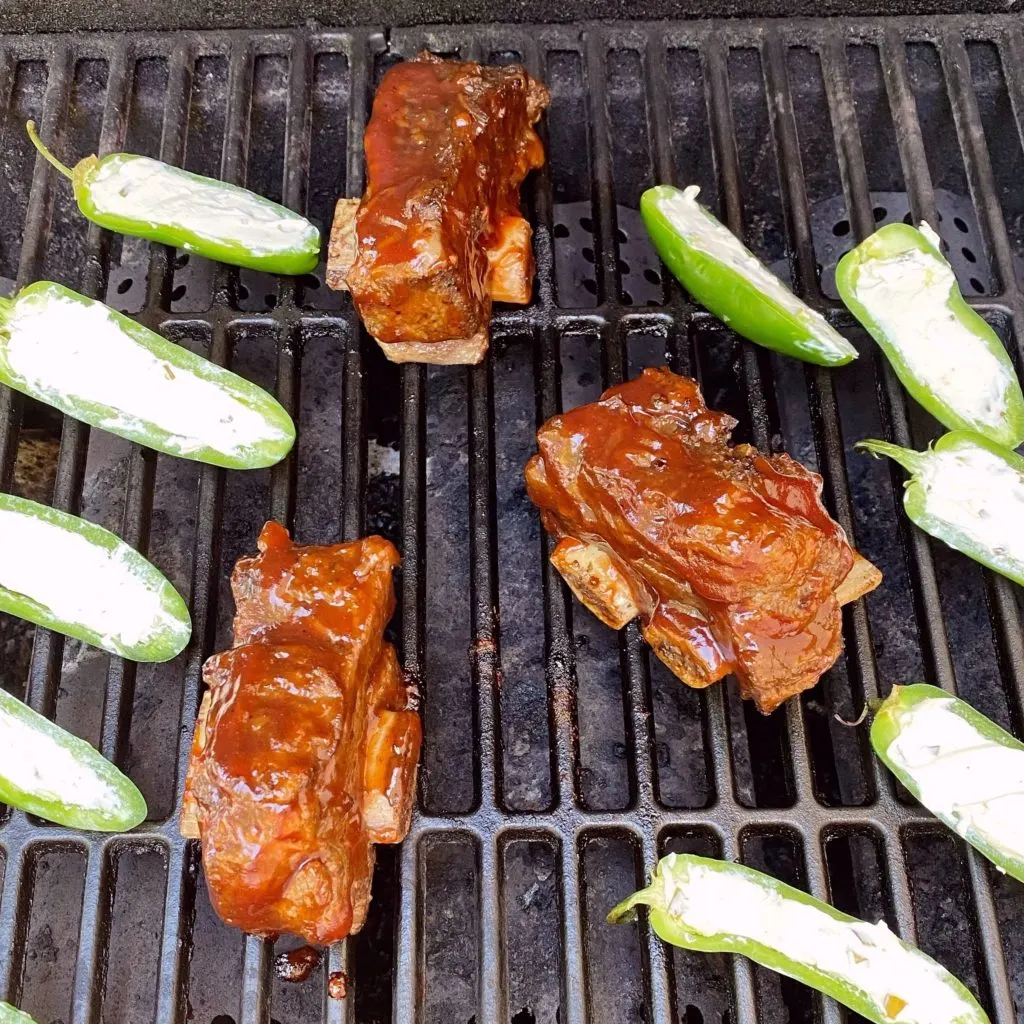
[181,522,420,944]
[328,53,550,364]
[525,367,881,712]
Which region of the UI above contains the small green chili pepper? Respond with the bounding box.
[26,121,320,275]
[610,853,988,1024]
[0,492,191,662]
[0,281,295,469]
[641,185,857,366]
[872,683,1024,883]
[836,222,1024,448]
[0,1003,39,1024]
[0,687,147,831]
[858,431,1024,587]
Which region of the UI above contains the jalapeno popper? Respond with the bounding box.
[0,1003,39,1024]
[0,282,295,469]
[837,223,1024,448]
[610,853,989,1024]
[0,687,147,831]
[0,493,191,662]
[27,121,320,275]
[872,684,1024,883]
[640,185,857,367]
[858,431,1024,587]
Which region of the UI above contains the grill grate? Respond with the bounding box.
[0,15,1023,1024]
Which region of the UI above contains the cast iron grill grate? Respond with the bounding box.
[0,15,1023,1024]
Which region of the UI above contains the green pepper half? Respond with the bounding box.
[0,687,147,831]
[858,431,1024,587]
[0,1002,39,1024]
[610,853,988,1024]
[641,185,857,366]
[872,683,1024,883]
[0,492,191,662]
[27,121,320,276]
[0,281,295,470]
[836,222,1024,448]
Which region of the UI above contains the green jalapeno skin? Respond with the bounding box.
[610,853,989,1024]
[27,121,320,275]
[0,281,295,470]
[836,222,1024,448]
[0,1002,39,1023]
[858,431,1024,587]
[641,185,857,367]
[872,683,1024,883]
[0,492,191,662]
[0,687,148,831]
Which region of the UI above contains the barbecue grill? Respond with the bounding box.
[0,7,1023,1024]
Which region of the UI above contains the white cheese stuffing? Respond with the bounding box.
[2,290,289,458]
[89,155,315,255]
[850,234,1012,428]
[886,696,1024,859]
[915,444,1024,563]
[663,861,975,1023]
[0,708,119,813]
[0,509,167,649]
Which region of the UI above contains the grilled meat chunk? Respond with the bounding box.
[525,367,881,712]
[327,53,550,364]
[181,522,420,944]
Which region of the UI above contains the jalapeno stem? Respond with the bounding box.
[26,120,75,181]
[856,438,928,475]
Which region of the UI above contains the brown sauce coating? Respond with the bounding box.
[525,367,874,713]
[347,53,549,348]
[182,522,420,944]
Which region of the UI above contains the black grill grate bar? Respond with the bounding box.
[943,32,1018,296]
[583,33,619,309]
[694,37,748,812]
[760,34,832,815]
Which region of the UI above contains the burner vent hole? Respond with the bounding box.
[171,284,186,301]
[954,216,969,233]
[832,219,850,237]
[962,246,977,263]
[512,1009,536,1024]
[554,222,569,238]
[580,215,593,232]
[873,205,887,221]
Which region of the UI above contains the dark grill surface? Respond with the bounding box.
[0,15,1023,1024]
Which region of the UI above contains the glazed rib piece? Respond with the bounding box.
[327,53,550,365]
[526,367,881,712]
[181,522,420,944]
